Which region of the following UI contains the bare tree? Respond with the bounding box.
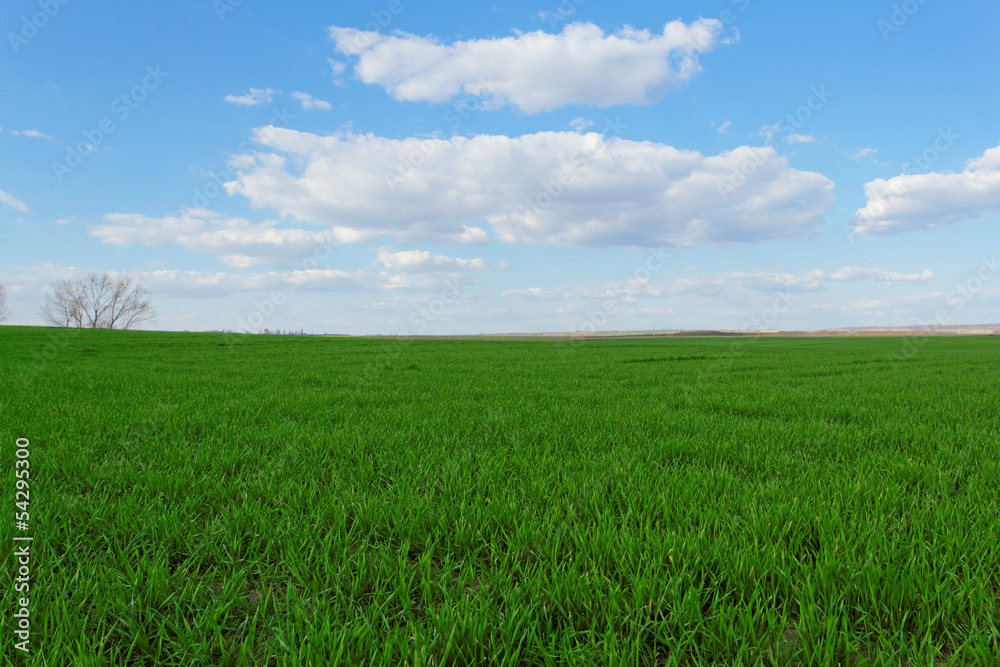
[78,272,111,328]
[0,284,10,323]
[39,279,84,327]
[40,273,156,329]
[104,274,156,329]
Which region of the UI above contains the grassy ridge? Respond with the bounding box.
[2,327,999,665]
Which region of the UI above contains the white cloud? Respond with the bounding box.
[330,19,733,113]
[716,121,731,136]
[852,299,892,310]
[824,266,934,284]
[674,266,933,294]
[376,248,504,271]
[381,272,478,292]
[7,261,474,303]
[224,127,834,247]
[88,208,340,268]
[223,88,278,106]
[849,147,878,162]
[292,91,332,111]
[328,59,348,84]
[851,291,944,310]
[851,143,1000,236]
[0,189,29,213]
[139,268,374,297]
[503,265,935,304]
[760,124,814,145]
[786,133,816,144]
[503,278,662,301]
[758,124,781,142]
[569,117,593,132]
[13,129,52,140]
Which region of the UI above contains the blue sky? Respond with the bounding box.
[2,0,999,334]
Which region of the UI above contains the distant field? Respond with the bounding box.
[2,327,999,665]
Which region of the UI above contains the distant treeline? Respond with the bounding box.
[195,329,346,336]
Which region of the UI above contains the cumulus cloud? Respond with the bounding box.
[330,19,733,113]
[376,248,505,271]
[224,88,278,106]
[0,189,29,213]
[292,91,332,111]
[88,208,339,268]
[223,127,834,247]
[851,143,1000,236]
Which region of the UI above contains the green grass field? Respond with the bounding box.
[2,327,999,665]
